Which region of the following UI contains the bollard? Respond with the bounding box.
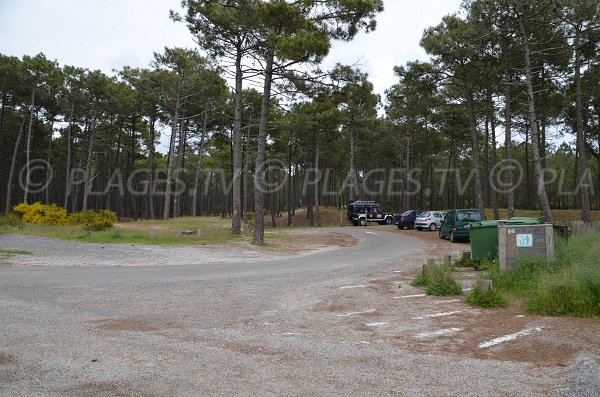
[176,230,182,238]
[443,255,452,266]
[196,229,203,237]
[148,230,156,239]
[477,279,493,293]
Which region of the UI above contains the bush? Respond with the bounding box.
[453,253,474,268]
[467,285,507,308]
[0,213,24,227]
[70,209,118,231]
[411,264,463,296]
[478,233,600,317]
[12,202,69,225]
[425,266,464,296]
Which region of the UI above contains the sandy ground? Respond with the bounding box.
[0,226,599,396]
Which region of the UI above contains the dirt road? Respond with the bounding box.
[0,227,598,396]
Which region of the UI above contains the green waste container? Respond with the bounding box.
[468,217,545,263]
[505,216,545,225]
[468,220,500,262]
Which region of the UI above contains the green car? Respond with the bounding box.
[439,208,483,243]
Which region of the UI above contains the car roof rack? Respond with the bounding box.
[348,200,378,206]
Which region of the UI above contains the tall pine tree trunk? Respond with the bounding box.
[24,89,35,203]
[314,131,321,227]
[488,94,499,220]
[252,51,274,246]
[466,90,485,216]
[82,111,97,211]
[45,118,54,204]
[231,46,244,234]
[192,111,208,217]
[5,116,27,215]
[574,26,591,223]
[163,84,181,220]
[518,16,553,223]
[503,53,515,218]
[146,116,156,219]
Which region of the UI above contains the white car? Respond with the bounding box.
[414,211,446,231]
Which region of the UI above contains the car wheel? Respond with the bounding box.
[408,223,414,230]
[397,225,403,230]
[429,223,436,231]
[386,217,392,225]
[450,232,457,243]
[439,230,445,239]
[359,218,367,226]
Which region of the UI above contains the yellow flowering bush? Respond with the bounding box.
[71,209,118,231]
[12,202,69,225]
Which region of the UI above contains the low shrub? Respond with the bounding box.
[425,266,463,296]
[71,209,118,231]
[411,264,463,296]
[453,253,474,268]
[467,285,507,308]
[410,266,431,287]
[476,233,600,317]
[0,213,24,227]
[12,202,69,225]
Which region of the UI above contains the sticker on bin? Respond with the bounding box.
[516,234,533,247]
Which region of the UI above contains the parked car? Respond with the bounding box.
[346,200,394,226]
[394,209,424,230]
[439,208,483,243]
[414,211,446,231]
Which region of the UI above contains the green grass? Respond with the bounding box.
[0,216,299,246]
[411,263,463,296]
[466,285,507,308]
[477,233,600,317]
[0,217,244,245]
[0,249,32,264]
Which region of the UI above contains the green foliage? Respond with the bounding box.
[410,268,430,287]
[453,253,474,268]
[411,264,463,296]
[467,285,507,308]
[425,266,464,296]
[71,209,118,231]
[480,233,600,317]
[0,213,24,227]
[12,202,69,225]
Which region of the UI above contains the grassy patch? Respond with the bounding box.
[0,249,32,264]
[0,217,245,245]
[411,264,463,296]
[453,253,474,268]
[476,233,600,317]
[467,285,507,308]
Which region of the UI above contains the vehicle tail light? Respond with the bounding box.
[401,216,404,220]
[425,218,431,221]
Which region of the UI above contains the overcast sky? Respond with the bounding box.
[0,0,462,99]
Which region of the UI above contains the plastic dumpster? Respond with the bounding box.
[469,217,544,263]
[468,220,500,262]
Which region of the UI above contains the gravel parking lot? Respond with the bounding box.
[1,227,598,396]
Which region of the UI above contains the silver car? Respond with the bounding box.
[414,211,446,231]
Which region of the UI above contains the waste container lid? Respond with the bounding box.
[505,216,544,225]
[468,220,499,228]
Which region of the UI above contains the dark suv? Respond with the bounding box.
[394,210,425,230]
[347,200,394,226]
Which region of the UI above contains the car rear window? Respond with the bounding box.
[420,212,431,217]
[456,210,482,222]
